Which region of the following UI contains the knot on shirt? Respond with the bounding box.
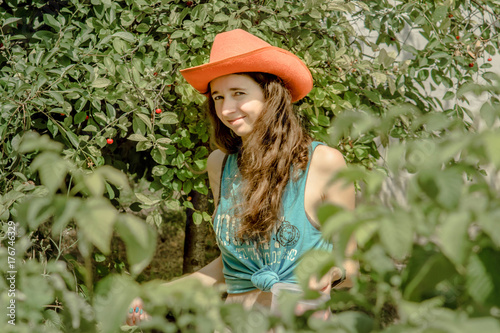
[251,266,279,292]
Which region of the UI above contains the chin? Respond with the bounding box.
[232,128,251,138]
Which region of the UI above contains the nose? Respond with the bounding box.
[220,97,237,116]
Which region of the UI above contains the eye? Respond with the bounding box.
[234,91,245,96]
[213,95,223,101]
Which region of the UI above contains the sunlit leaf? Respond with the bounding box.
[437,212,471,266]
[115,214,157,276]
[75,198,117,254]
[379,214,413,260]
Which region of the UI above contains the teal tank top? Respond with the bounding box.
[213,141,333,294]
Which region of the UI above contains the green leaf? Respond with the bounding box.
[156,137,172,145]
[116,214,157,276]
[48,91,64,105]
[43,13,61,29]
[128,133,148,142]
[112,31,136,43]
[483,131,500,168]
[378,214,413,260]
[323,311,373,333]
[443,91,455,100]
[83,124,98,132]
[61,290,90,329]
[317,203,344,225]
[151,147,167,164]
[436,168,463,210]
[74,112,87,124]
[17,197,54,230]
[104,57,115,76]
[363,245,395,274]
[120,11,135,27]
[378,48,394,68]
[437,212,470,266]
[461,317,500,332]
[135,113,152,131]
[135,192,160,205]
[428,52,450,59]
[84,172,105,197]
[418,168,462,210]
[105,103,116,119]
[96,166,130,191]
[432,6,448,22]
[159,112,179,124]
[30,152,68,193]
[403,253,456,301]
[64,128,80,149]
[213,13,229,22]
[457,82,482,97]
[19,132,63,153]
[52,196,81,237]
[136,23,149,33]
[193,211,203,224]
[388,76,396,95]
[485,44,496,56]
[478,209,500,247]
[467,249,500,307]
[363,90,381,104]
[94,275,138,332]
[92,78,111,88]
[75,198,117,254]
[402,45,419,56]
[171,30,186,39]
[152,165,168,176]
[2,17,22,27]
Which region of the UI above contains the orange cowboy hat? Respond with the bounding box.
[180,29,313,102]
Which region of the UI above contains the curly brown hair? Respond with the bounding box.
[207,72,312,242]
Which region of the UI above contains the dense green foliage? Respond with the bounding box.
[1,0,500,332]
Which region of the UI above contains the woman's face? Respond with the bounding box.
[210,74,266,142]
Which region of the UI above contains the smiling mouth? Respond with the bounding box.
[227,117,245,125]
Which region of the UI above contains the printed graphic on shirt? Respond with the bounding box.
[214,213,299,264]
[276,220,300,247]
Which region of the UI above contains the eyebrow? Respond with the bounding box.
[211,87,246,95]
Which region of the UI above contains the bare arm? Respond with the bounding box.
[206,149,226,207]
[127,150,227,326]
[162,149,227,287]
[307,145,358,290]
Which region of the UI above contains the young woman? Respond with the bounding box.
[126,29,356,326]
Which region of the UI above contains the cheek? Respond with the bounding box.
[247,101,265,119]
[214,106,223,121]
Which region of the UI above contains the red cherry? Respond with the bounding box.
[456,36,460,40]
[488,58,492,61]
[155,108,162,114]
[469,63,474,68]
[448,14,453,18]
[106,138,113,144]
[187,196,192,201]
[186,1,193,6]
[85,115,89,120]
[153,72,158,76]
[0,43,3,48]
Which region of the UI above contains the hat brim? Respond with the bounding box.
[180,46,313,102]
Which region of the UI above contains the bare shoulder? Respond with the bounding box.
[206,149,226,176]
[308,144,355,210]
[206,149,226,204]
[310,144,347,175]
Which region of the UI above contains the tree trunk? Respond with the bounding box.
[182,188,211,274]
